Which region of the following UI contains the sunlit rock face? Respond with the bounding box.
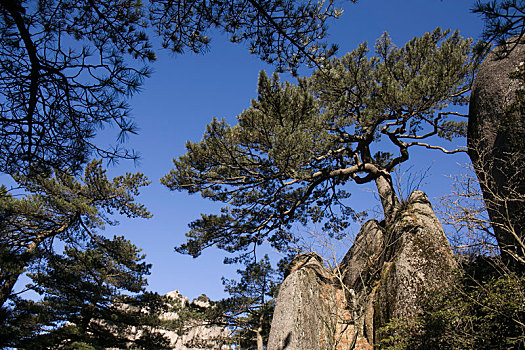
[159,291,231,350]
[266,253,348,350]
[159,290,231,350]
[372,191,457,342]
[267,191,456,349]
[107,290,231,350]
[468,39,525,266]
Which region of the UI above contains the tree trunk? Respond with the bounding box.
[256,328,264,350]
[374,173,399,226]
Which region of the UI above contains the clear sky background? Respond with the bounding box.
[97,0,485,301]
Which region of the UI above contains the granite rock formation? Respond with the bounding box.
[267,191,456,349]
[372,191,456,342]
[160,291,231,350]
[266,254,341,350]
[468,39,525,266]
[339,220,384,348]
[108,290,231,350]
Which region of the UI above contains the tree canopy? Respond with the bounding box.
[162,28,477,259]
[0,0,350,175]
[213,255,279,350]
[0,159,162,347]
[0,0,359,346]
[474,0,525,50]
[2,236,171,349]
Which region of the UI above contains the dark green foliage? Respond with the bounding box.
[378,258,525,350]
[1,236,171,349]
[162,28,476,258]
[0,159,150,307]
[193,255,280,349]
[221,256,278,349]
[149,0,348,69]
[0,0,348,175]
[0,160,168,348]
[0,0,349,346]
[156,293,216,345]
[152,256,280,349]
[474,0,525,51]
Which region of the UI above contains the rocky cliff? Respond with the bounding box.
[267,191,456,349]
[107,290,231,350]
[468,39,525,266]
[160,291,231,350]
[266,254,346,350]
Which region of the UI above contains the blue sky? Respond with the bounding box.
[97,0,485,301]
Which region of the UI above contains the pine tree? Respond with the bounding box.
[0,0,350,175]
[162,28,477,259]
[0,159,166,348]
[198,255,280,350]
[2,236,172,349]
[474,0,525,51]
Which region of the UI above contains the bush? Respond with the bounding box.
[378,257,525,349]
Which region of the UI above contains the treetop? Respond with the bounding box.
[162,28,477,259]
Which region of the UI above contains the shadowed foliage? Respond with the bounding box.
[0,0,352,175]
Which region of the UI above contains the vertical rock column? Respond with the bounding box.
[268,191,457,349]
[468,40,525,266]
[373,191,457,341]
[267,254,340,350]
[339,220,384,349]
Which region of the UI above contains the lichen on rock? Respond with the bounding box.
[468,38,525,266]
[267,254,340,350]
[267,191,457,349]
[373,191,457,343]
